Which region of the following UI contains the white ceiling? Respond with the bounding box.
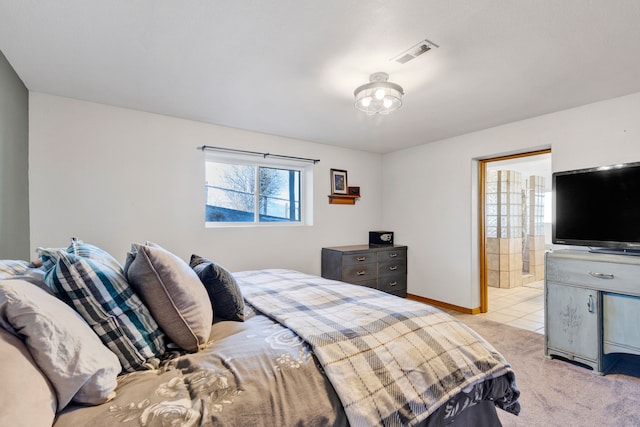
[2,1,640,154]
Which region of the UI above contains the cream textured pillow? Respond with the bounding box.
[124,243,213,352]
[0,327,56,426]
[0,279,120,410]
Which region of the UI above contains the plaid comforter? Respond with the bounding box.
[235,269,520,427]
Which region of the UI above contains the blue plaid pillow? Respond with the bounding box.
[40,244,166,372]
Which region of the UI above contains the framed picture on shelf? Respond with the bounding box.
[330,169,348,194]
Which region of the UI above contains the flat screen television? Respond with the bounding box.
[553,161,640,254]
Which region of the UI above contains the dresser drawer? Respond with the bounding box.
[354,279,378,289]
[547,257,640,296]
[377,248,407,263]
[341,252,376,266]
[378,259,407,277]
[386,288,408,298]
[378,276,407,294]
[342,264,377,283]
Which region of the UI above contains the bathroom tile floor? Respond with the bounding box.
[447,281,545,335]
[483,281,545,334]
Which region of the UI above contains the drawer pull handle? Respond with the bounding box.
[587,294,595,313]
[357,271,366,276]
[389,253,398,258]
[389,281,398,287]
[589,271,614,280]
[389,266,398,271]
[356,256,367,262]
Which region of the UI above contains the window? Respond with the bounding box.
[205,156,312,225]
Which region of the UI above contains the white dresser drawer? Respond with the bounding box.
[547,256,640,296]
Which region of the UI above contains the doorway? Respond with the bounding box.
[479,150,551,323]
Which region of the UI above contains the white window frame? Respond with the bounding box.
[204,151,314,227]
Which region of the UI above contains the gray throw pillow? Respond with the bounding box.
[190,254,245,323]
[124,243,213,352]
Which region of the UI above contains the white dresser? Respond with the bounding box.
[545,249,640,374]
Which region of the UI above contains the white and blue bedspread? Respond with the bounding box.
[234,269,520,427]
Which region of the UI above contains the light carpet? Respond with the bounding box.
[457,315,640,427]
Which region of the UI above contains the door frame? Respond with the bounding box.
[478,148,551,313]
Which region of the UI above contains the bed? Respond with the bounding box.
[0,242,520,427]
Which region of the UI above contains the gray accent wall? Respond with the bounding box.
[0,49,29,259]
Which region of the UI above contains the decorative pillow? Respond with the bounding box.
[38,237,116,270]
[0,259,49,290]
[0,279,120,410]
[190,254,245,323]
[66,237,122,271]
[124,243,212,352]
[0,259,31,278]
[0,327,56,425]
[39,242,166,372]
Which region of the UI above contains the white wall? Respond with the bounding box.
[29,91,640,307]
[383,91,640,309]
[28,93,383,273]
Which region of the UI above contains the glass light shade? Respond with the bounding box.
[354,72,403,115]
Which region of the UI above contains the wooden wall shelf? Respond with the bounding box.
[328,194,360,205]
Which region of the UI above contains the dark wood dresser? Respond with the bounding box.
[321,244,407,297]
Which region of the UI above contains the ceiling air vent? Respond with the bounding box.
[391,38,438,64]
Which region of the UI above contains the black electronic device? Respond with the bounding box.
[369,231,394,246]
[553,161,640,254]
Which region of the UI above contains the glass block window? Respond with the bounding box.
[485,170,523,238]
[528,175,546,236]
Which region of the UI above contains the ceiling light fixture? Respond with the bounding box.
[354,72,404,115]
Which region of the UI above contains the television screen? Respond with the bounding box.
[553,161,640,251]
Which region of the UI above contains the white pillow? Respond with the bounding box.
[0,327,56,426]
[0,279,121,410]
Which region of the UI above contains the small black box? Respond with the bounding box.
[369,231,394,246]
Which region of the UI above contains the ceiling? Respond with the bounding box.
[1,1,640,154]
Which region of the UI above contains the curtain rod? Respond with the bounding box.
[198,145,320,164]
